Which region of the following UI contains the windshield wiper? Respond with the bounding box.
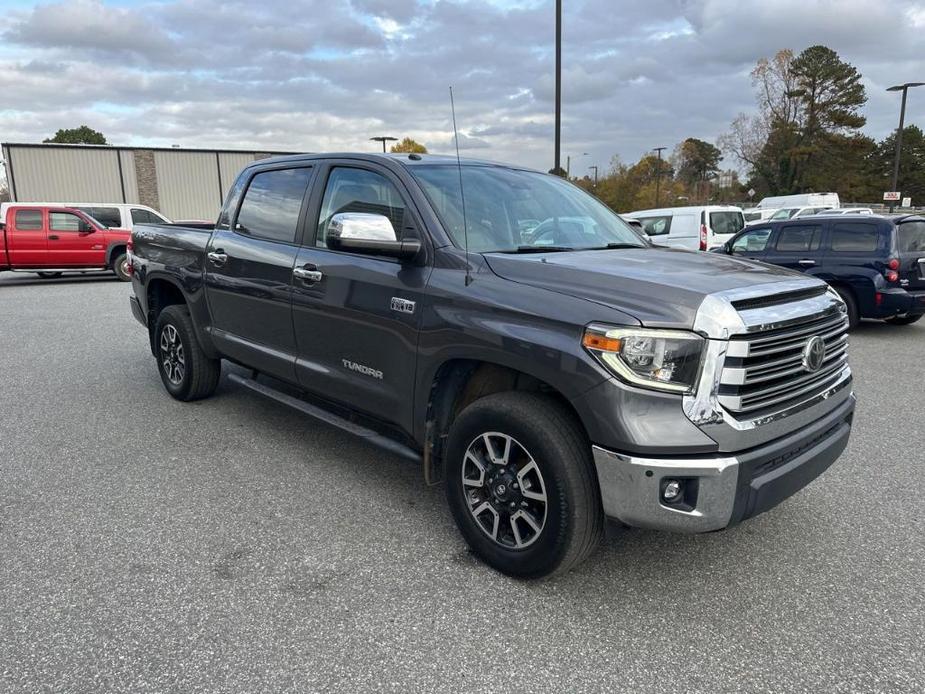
[600,242,644,249]
[503,245,576,254]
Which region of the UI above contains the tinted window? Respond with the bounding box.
[318,167,406,247]
[76,206,121,228]
[709,211,744,235]
[235,167,313,243]
[217,176,247,230]
[776,224,822,252]
[830,223,881,252]
[896,221,925,253]
[732,228,771,253]
[14,209,42,230]
[639,216,671,236]
[131,208,166,225]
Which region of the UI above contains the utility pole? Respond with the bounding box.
[554,0,562,174]
[887,82,924,211]
[589,165,599,187]
[370,136,398,153]
[653,146,667,207]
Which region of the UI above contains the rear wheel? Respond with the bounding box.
[834,288,859,330]
[444,391,603,579]
[154,305,220,401]
[885,314,922,325]
[112,253,130,282]
[37,272,62,279]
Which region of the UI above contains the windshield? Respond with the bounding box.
[411,165,645,253]
[770,208,798,220]
[710,211,744,236]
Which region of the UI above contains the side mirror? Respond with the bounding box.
[326,212,421,261]
[79,220,95,233]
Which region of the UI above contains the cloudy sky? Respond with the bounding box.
[0,0,923,174]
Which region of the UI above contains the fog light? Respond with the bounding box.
[662,479,682,502]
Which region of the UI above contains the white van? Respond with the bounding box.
[0,202,171,230]
[755,192,840,209]
[767,205,833,221]
[625,205,745,251]
[744,208,779,226]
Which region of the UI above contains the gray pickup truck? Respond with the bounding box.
[129,153,855,578]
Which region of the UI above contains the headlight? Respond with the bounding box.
[582,325,704,394]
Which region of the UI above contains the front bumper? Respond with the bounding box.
[592,393,855,532]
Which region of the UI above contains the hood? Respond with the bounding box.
[483,246,809,328]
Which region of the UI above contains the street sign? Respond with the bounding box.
[902,197,912,207]
[883,191,901,201]
[747,188,756,199]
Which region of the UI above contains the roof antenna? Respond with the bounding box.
[450,86,472,286]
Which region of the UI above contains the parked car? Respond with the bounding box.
[128,152,854,578]
[769,206,834,221]
[756,192,840,210]
[0,202,170,231]
[715,214,925,328]
[818,208,874,216]
[0,204,131,280]
[744,208,779,225]
[625,205,745,250]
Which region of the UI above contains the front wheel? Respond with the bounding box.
[154,305,221,401]
[112,253,131,282]
[886,314,922,325]
[445,392,603,579]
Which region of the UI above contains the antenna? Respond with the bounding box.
[449,86,472,286]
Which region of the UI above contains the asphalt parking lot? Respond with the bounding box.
[1,273,923,694]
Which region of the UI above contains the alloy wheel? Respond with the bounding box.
[461,432,548,549]
[159,324,185,385]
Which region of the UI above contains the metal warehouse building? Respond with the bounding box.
[1,143,298,221]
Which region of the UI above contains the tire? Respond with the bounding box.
[445,391,603,579]
[154,305,221,401]
[37,272,62,279]
[885,314,922,325]
[834,288,859,330]
[111,252,131,282]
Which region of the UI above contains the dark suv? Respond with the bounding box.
[717,214,925,328]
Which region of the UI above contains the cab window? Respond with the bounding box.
[234,167,314,244]
[131,208,168,225]
[731,228,771,253]
[77,206,121,228]
[829,223,881,252]
[316,167,406,247]
[14,209,43,230]
[49,212,90,232]
[776,224,822,252]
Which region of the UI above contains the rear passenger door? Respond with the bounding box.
[7,209,47,265]
[290,161,431,432]
[204,165,316,382]
[763,221,824,274]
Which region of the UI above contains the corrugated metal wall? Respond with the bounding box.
[154,150,222,220]
[5,145,126,202]
[119,149,139,203]
[219,152,255,199]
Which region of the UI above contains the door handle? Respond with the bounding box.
[798,259,816,266]
[49,235,59,240]
[293,265,323,283]
[207,251,228,266]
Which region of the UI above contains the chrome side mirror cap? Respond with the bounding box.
[326,212,421,261]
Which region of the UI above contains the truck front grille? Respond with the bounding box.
[718,308,849,415]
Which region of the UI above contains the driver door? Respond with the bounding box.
[290,162,431,433]
[46,209,105,266]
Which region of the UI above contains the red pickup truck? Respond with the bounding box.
[0,205,131,281]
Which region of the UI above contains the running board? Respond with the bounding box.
[227,372,421,463]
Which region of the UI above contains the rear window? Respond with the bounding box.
[234,167,314,244]
[14,209,43,230]
[830,223,881,252]
[639,216,671,236]
[709,211,744,236]
[131,208,167,225]
[76,206,121,228]
[897,221,925,253]
[776,224,822,252]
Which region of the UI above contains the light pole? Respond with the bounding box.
[370,136,398,153]
[653,146,667,207]
[887,82,924,211]
[554,0,562,174]
[588,165,599,187]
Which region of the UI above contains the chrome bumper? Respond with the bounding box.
[593,446,739,532]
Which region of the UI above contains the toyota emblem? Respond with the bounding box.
[802,336,826,372]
